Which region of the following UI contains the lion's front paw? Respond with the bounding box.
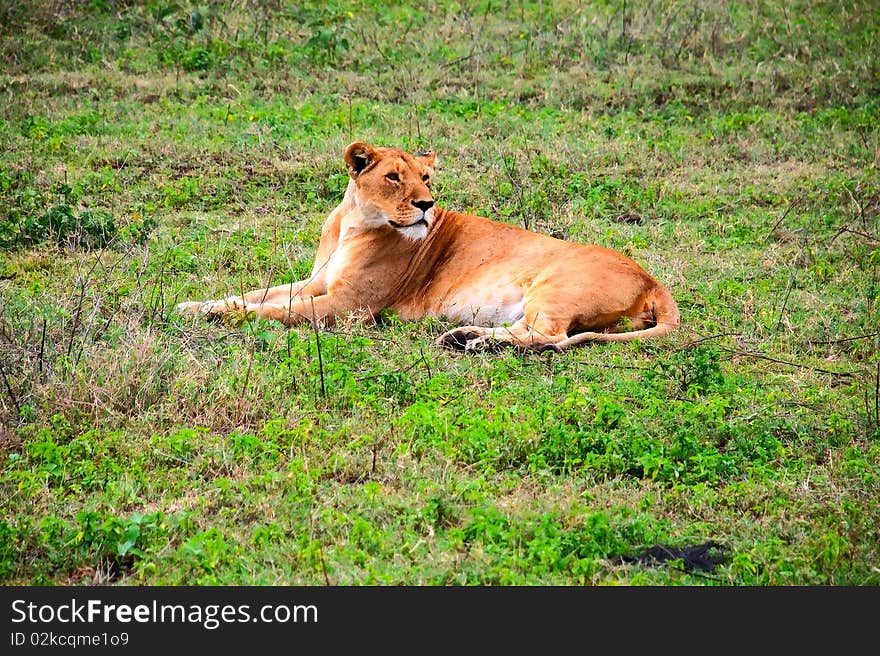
[176,300,213,316]
[176,297,250,321]
[175,299,238,322]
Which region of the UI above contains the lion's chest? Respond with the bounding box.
[324,233,409,293]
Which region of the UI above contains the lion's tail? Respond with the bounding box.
[554,284,680,350]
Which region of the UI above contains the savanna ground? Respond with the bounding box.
[0,0,878,586]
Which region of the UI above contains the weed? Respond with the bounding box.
[648,345,725,397]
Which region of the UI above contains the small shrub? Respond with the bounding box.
[648,345,725,397]
[0,521,17,581]
[1,203,154,251]
[181,46,210,71]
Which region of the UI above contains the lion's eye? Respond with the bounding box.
[386,172,400,182]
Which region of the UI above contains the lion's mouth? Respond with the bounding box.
[389,218,428,230]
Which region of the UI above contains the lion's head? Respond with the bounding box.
[344,142,437,241]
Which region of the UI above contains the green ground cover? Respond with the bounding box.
[0,0,878,584]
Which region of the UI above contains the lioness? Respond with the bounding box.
[177,142,680,352]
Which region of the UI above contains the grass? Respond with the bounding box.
[0,0,878,585]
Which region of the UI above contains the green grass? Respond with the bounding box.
[0,0,878,585]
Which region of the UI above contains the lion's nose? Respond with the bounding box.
[411,199,434,212]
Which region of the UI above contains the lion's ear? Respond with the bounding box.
[417,148,437,169]
[344,142,377,178]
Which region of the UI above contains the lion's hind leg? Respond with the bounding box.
[436,320,566,353]
[436,326,498,352]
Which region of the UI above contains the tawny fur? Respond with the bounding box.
[177,142,680,352]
